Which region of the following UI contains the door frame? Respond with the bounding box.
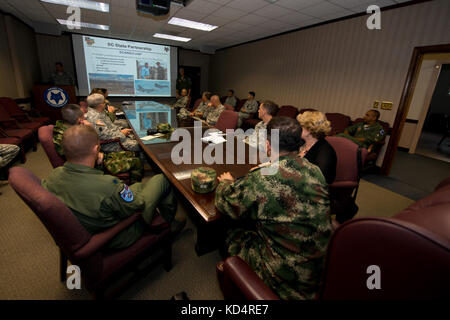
[409,60,450,154]
[381,43,450,175]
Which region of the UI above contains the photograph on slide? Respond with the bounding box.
[136,60,168,80]
[88,73,135,95]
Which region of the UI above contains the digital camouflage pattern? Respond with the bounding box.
[215,154,332,300]
[204,104,225,125]
[85,108,140,152]
[53,120,142,183]
[173,95,189,109]
[337,121,385,149]
[191,167,217,193]
[0,144,20,168]
[237,99,259,127]
[194,101,209,116]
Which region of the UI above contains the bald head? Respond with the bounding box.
[211,95,220,106]
[62,125,99,162]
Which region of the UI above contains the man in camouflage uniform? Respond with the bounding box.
[175,89,190,118]
[0,144,19,168]
[246,100,279,147]
[215,117,332,300]
[90,88,129,129]
[85,93,140,153]
[43,125,185,250]
[224,89,237,108]
[192,91,212,118]
[53,104,142,183]
[337,109,386,149]
[203,95,225,126]
[237,91,258,127]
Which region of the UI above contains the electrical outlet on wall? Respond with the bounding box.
[381,101,393,110]
[373,100,380,108]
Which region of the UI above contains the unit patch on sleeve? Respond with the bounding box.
[119,184,134,202]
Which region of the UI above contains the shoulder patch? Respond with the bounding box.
[96,120,106,126]
[379,129,385,136]
[119,184,134,202]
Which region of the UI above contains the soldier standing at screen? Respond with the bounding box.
[176,68,191,98]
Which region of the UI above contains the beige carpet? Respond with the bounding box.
[0,144,414,300]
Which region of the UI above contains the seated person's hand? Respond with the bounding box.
[121,128,133,136]
[97,152,104,165]
[207,102,213,108]
[218,172,235,183]
[81,120,93,127]
[107,106,116,113]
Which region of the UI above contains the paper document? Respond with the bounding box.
[141,133,165,141]
[201,135,227,144]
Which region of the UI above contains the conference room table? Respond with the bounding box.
[121,101,263,255]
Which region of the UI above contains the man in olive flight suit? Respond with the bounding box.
[337,109,386,150]
[42,125,185,250]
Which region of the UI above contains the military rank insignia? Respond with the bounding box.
[96,120,106,126]
[119,184,134,202]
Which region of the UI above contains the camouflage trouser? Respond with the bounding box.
[237,112,251,127]
[102,151,143,183]
[101,137,141,153]
[177,107,190,118]
[0,144,20,168]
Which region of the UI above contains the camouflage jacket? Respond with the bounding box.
[194,101,209,115]
[240,99,258,114]
[85,108,139,152]
[215,153,332,300]
[53,120,68,156]
[173,96,189,109]
[224,96,237,108]
[343,121,385,149]
[204,104,225,125]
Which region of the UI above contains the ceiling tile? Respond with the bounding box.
[201,14,232,26]
[175,8,209,20]
[184,0,222,15]
[212,6,248,20]
[226,0,269,12]
[276,11,315,25]
[276,0,325,11]
[254,4,292,18]
[238,13,271,26]
[300,1,351,18]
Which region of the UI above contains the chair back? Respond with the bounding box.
[325,113,351,135]
[38,125,65,168]
[215,110,238,132]
[236,99,247,112]
[277,105,298,118]
[0,104,13,121]
[299,108,317,114]
[185,96,192,110]
[0,97,23,116]
[224,104,234,111]
[193,98,202,111]
[8,167,92,255]
[320,215,450,299]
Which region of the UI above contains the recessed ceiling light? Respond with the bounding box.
[153,33,191,42]
[168,17,218,32]
[57,19,109,30]
[41,0,109,13]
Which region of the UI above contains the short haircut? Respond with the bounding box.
[203,91,212,100]
[90,88,103,95]
[297,111,331,140]
[62,125,99,162]
[61,104,84,125]
[87,93,105,107]
[267,117,304,152]
[370,109,380,120]
[228,89,234,94]
[249,91,255,97]
[211,95,220,103]
[261,100,279,116]
[55,62,63,67]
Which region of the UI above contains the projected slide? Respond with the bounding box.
[78,35,173,96]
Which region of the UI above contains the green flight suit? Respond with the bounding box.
[42,163,177,250]
[337,121,386,149]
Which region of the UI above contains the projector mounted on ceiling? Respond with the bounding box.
[136,0,194,16]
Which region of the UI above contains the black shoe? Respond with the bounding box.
[170,291,189,300]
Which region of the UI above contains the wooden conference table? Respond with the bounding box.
[121,101,261,255]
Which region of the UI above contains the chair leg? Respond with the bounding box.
[19,144,26,163]
[59,249,67,282]
[163,241,172,272]
[32,136,37,151]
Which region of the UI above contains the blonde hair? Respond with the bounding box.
[297,111,331,139]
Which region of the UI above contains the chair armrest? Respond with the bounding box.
[72,213,141,259]
[0,119,21,129]
[329,181,358,189]
[0,128,9,137]
[100,138,130,151]
[10,114,32,123]
[222,256,280,300]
